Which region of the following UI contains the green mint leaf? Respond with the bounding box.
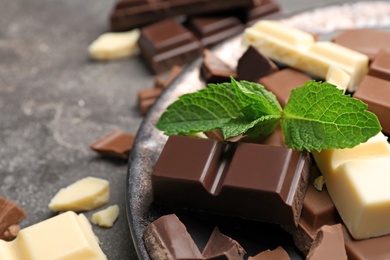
[221,115,280,139]
[281,81,381,152]
[156,83,241,135]
[231,78,282,119]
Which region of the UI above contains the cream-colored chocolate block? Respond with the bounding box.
[327,156,390,239]
[91,205,120,228]
[0,211,107,260]
[326,66,350,93]
[313,132,390,176]
[88,29,140,61]
[49,176,109,212]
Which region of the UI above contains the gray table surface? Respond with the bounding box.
[0,0,370,259]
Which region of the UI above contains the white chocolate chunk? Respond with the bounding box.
[326,66,350,93]
[91,205,119,228]
[49,176,109,212]
[88,29,140,61]
[243,20,369,91]
[328,156,390,239]
[313,132,390,176]
[0,211,107,260]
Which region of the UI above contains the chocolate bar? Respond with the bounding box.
[368,50,390,81]
[246,0,281,26]
[202,227,246,259]
[138,19,202,74]
[332,29,390,61]
[90,129,135,159]
[152,135,311,226]
[110,0,253,32]
[248,246,290,260]
[353,75,390,134]
[201,49,236,83]
[0,197,25,241]
[259,69,312,107]
[237,45,278,82]
[143,214,202,259]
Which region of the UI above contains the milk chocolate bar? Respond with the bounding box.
[143,214,202,260]
[138,19,202,74]
[152,135,311,226]
[110,0,253,31]
[368,50,390,81]
[90,129,135,159]
[0,197,25,241]
[201,49,236,83]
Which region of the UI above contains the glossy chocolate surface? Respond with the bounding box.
[201,49,236,83]
[152,135,311,226]
[368,50,390,81]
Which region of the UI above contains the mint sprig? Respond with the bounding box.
[156,78,381,152]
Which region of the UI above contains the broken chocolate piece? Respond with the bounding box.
[202,227,246,260]
[152,135,311,226]
[90,129,135,159]
[368,50,390,81]
[154,65,183,89]
[306,224,347,260]
[259,69,312,107]
[138,19,202,74]
[237,45,278,82]
[138,88,163,115]
[0,197,25,241]
[143,214,202,260]
[248,246,290,260]
[201,49,237,83]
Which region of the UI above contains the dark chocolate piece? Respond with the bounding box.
[259,69,312,107]
[353,75,390,134]
[187,16,244,47]
[332,29,390,61]
[90,129,135,159]
[201,49,236,83]
[143,214,202,260]
[306,224,347,260]
[138,19,202,74]
[237,45,278,82]
[154,65,183,89]
[152,135,311,226]
[0,197,25,241]
[202,227,246,260]
[248,246,290,260]
[138,88,163,115]
[110,0,253,32]
[246,0,281,26]
[368,50,390,81]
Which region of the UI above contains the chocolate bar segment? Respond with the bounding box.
[152,135,311,226]
[201,49,236,83]
[368,50,390,81]
[246,0,281,26]
[143,214,202,260]
[138,19,202,74]
[202,227,246,260]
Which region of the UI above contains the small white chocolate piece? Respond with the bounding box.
[0,211,107,260]
[326,66,350,93]
[49,176,109,212]
[88,29,140,61]
[91,205,119,228]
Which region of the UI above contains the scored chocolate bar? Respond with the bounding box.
[152,135,311,226]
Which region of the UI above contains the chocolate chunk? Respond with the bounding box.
[154,65,183,89]
[237,45,278,82]
[248,246,290,260]
[110,0,253,32]
[152,135,311,226]
[201,49,236,83]
[368,50,390,81]
[143,214,202,260]
[259,69,312,107]
[90,129,135,159]
[353,75,390,134]
[0,197,25,241]
[246,0,281,26]
[332,29,390,61]
[138,19,202,74]
[307,224,347,260]
[187,16,244,47]
[138,88,163,115]
[202,227,246,260]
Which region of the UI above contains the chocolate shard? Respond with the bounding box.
[152,135,311,226]
[0,197,25,241]
[90,129,135,159]
[138,19,202,74]
[306,224,347,260]
[201,49,237,83]
[143,214,202,260]
[368,50,390,81]
[202,227,246,260]
[248,246,290,260]
[259,69,312,107]
[237,45,278,82]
